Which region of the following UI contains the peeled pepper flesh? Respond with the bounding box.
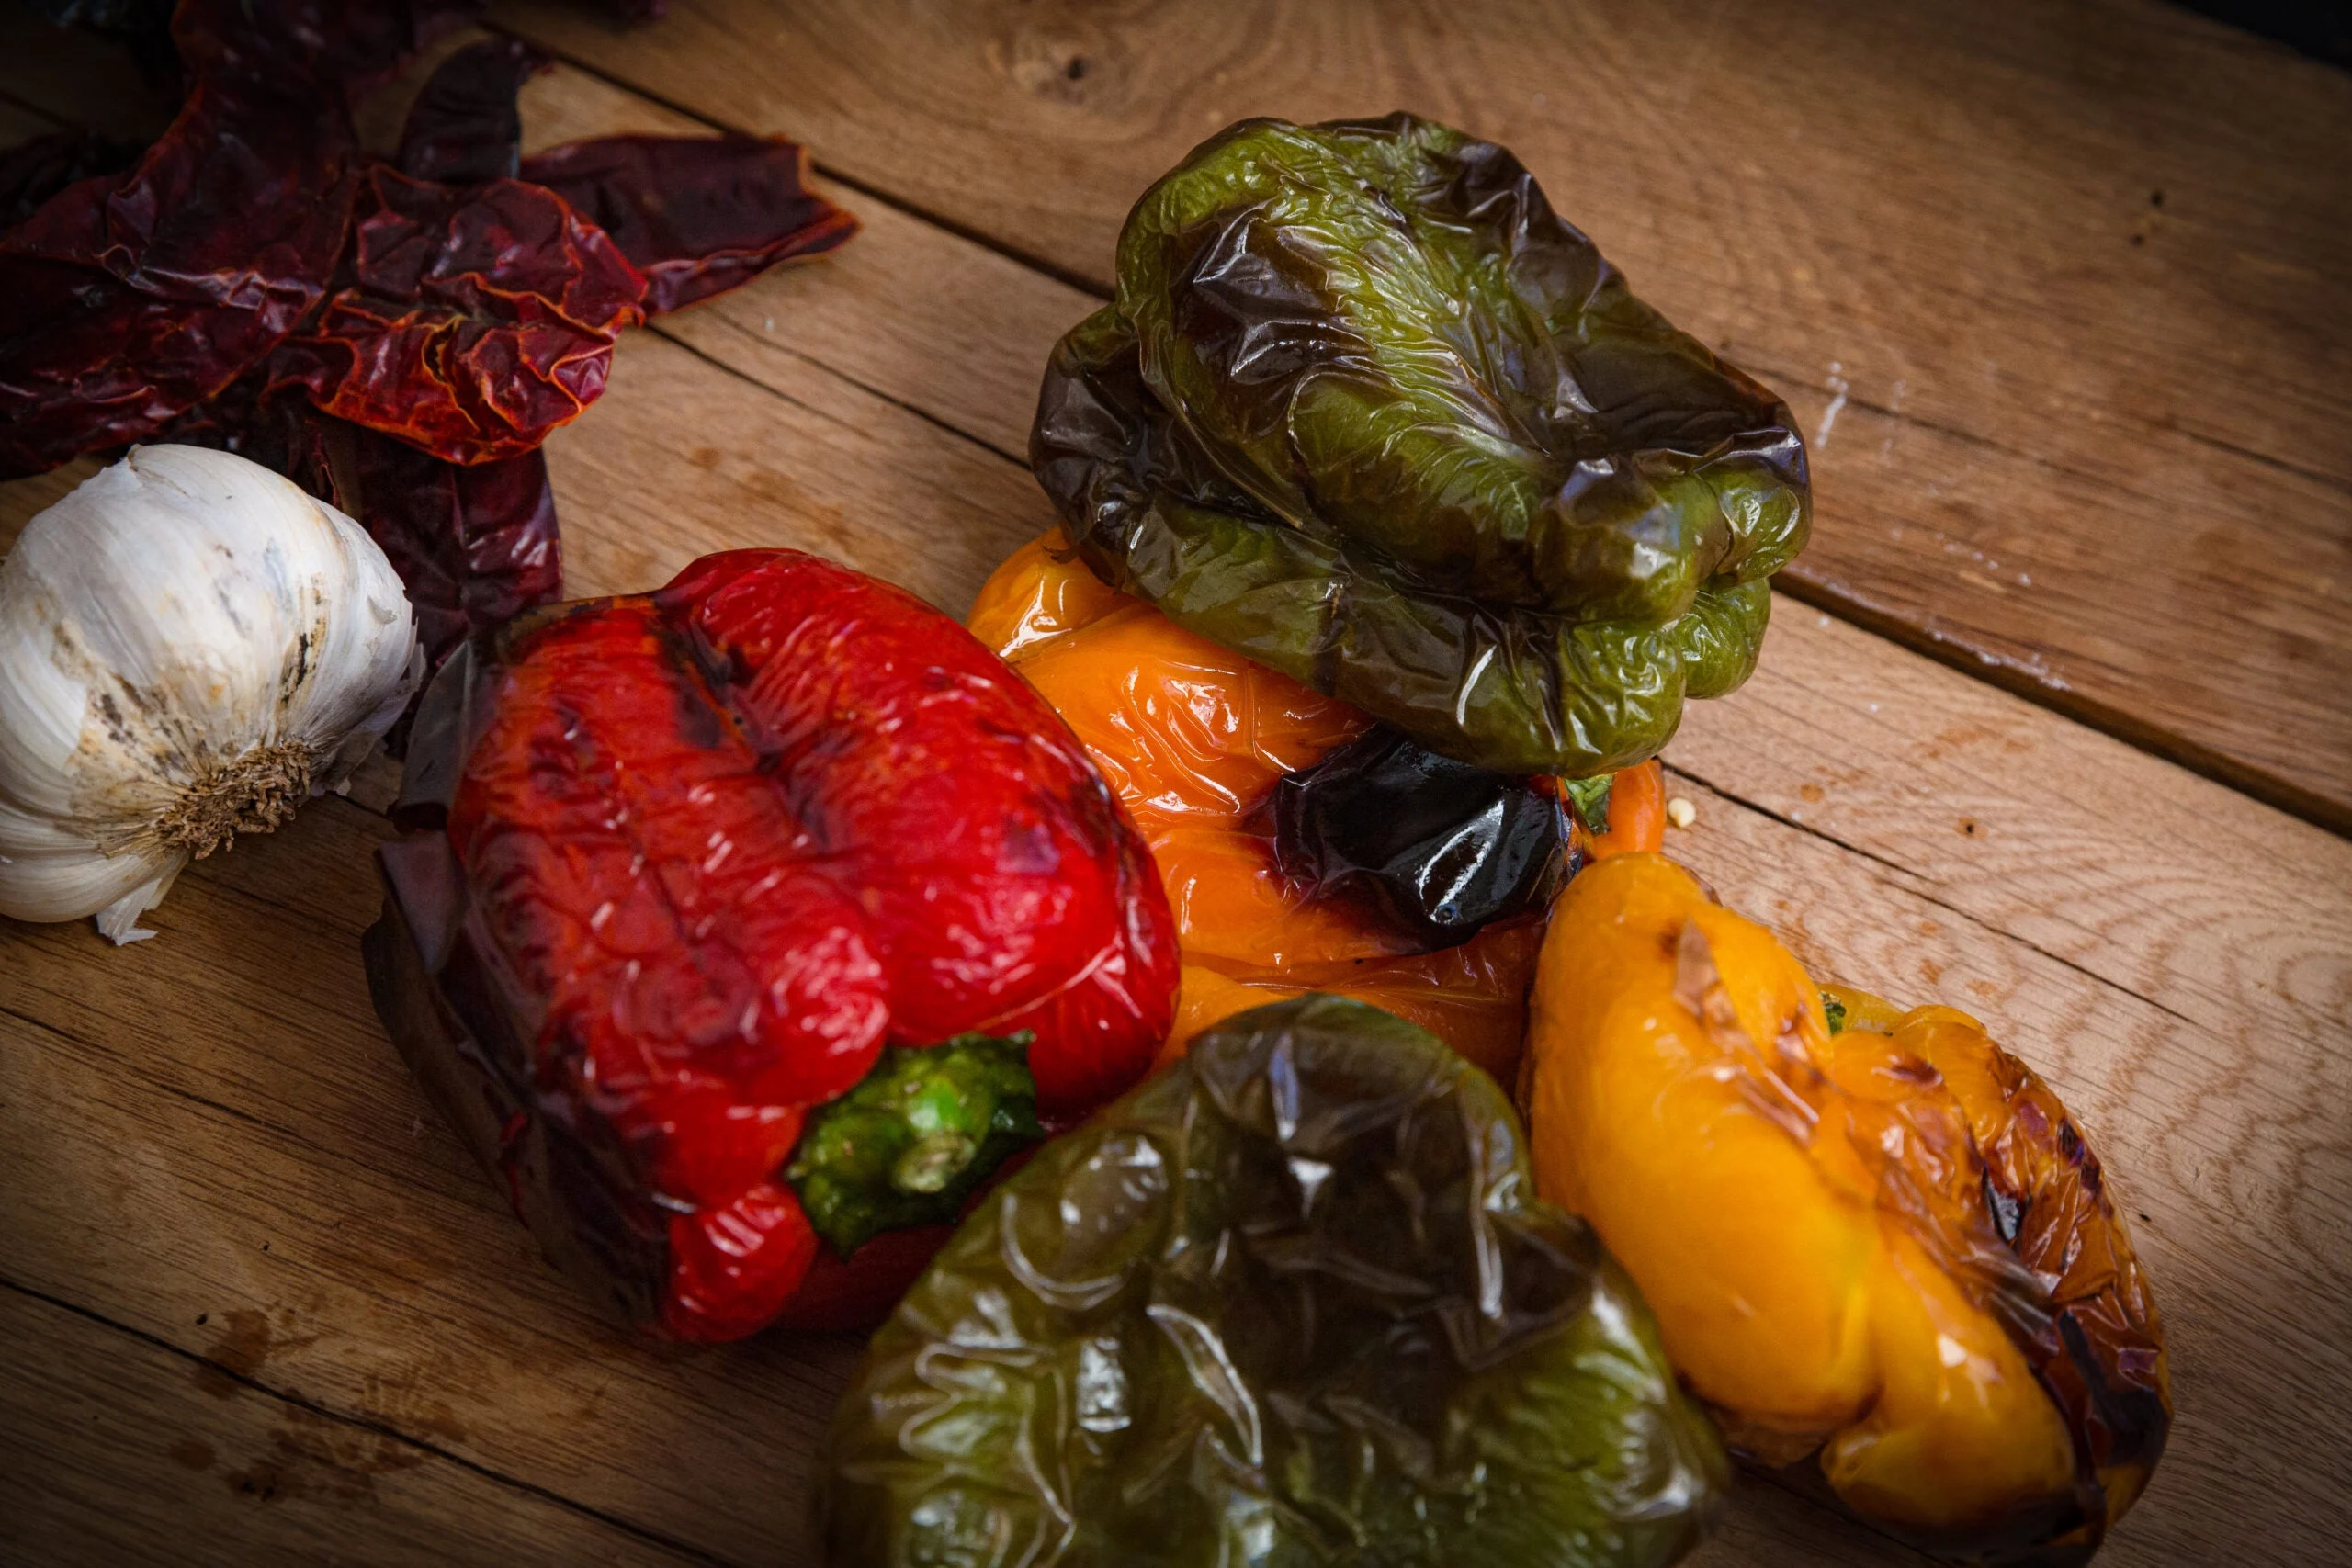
[365,549,1178,1341]
[971,529,1663,1085]
[1032,113,1808,778]
[818,994,1726,1568]
[1522,854,2168,1562]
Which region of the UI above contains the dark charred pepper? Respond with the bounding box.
[1033,113,1809,778]
[364,549,1180,1340]
[819,994,1726,1568]
[1524,855,2168,1563]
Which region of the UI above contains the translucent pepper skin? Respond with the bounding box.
[970,529,1664,1085]
[818,995,1727,1568]
[1522,855,2169,1563]
[363,549,1178,1342]
[1031,114,1807,777]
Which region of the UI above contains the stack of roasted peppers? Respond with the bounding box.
[839,114,2166,1567]
[3,22,2169,1558]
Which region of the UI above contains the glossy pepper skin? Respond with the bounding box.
[1522,855,2168,1563]
[970,529,1665,1086]
[363,549,1178,1341]
[1031,114,1808,778]
[818,994,1726,1568]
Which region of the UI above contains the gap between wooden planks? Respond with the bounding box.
[0,34,2348,1568]
[491,0,2352,837]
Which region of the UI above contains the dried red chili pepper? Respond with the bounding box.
[0,130,146,231]
[396,36,548,186]
[263,163,646,465]
[339,439,560,674]
[0,77,354,479]
[521,134,857,316]
[0,0,498,479]
[368,550,1178,1341]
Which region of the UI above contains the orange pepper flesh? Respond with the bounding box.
[1526,854,2168,1556]
[972,529,1663,1085]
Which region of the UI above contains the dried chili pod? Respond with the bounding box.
[1034,114,1808,777]
[264,163,646,465]
[0,130,146,231]
[818,994,1727,1568]
[0,77,356,478]
[1523,854,2169,1562]
[520,133,857,316]
[0,0,504,478]
[396,36,548,186]
[366,549,1179,1341]
[324,433,560,672]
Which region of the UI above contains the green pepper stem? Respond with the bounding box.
[786,1032,1043,1258]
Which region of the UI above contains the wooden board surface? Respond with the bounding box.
[3,9,2350,1566]
[492,0,2352,835]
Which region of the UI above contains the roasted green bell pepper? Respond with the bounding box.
[1033,114,1809,776]
[817,994,1725,1567]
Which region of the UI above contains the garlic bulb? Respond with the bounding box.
[0,446,422,943]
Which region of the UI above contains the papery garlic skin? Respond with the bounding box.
[0,446,422,942]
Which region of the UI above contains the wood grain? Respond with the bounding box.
[492,0,2352,831]
[0,1282,702,1567]
[4,34,2350,1568]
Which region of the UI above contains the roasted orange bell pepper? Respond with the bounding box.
[1522,853,2167,1562]
[971,529,1663,1084]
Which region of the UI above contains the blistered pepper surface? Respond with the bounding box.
[819,994,1725,1568]
[1031,114,1808,777]
[1523,854,2168,1562]
[435,549,1177,1338]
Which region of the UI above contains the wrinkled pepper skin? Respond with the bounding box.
[818,994,1726,1568]
[1032,114,1807,777]
[363,549,1178,1341]
[970,529,1664,1085]
[1522,855,2168,1563]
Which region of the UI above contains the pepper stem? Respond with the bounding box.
[786,1032,1043,1258]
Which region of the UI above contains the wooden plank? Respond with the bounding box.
[0,1282,705,1567]
[490,0,2352,831]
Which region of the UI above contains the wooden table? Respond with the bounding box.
[2,3,2347,1563]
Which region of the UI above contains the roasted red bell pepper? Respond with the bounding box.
[364,549,1179,1341]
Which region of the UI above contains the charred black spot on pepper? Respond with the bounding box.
[1983,1170,2027,1246]
[1270,725,1569,952]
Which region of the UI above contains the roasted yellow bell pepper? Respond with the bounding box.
[1523,853,2168,1562]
